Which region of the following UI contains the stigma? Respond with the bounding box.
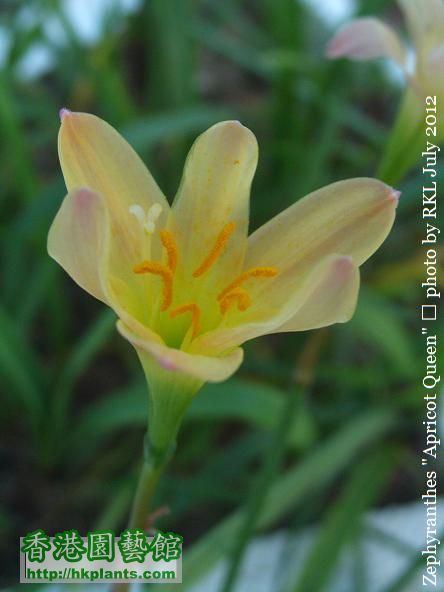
[129,202,163,235]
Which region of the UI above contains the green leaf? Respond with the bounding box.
[48,309,117,463]
[158,408,396,591]
[291,447,398,592]
[348,289,418,377]
[191,380,316,448]
[0,304,44,423]
[122,107,233,152]
[69,378,316,462]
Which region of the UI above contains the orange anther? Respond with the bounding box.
[169,303,201,339]
[220,288,252,315]
[133,261,173,311]
[192,222,236,278]
[160,229,178,273]
[217,267,278,302]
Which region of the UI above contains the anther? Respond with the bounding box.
[160,230,178,273]
[220,288,252,315]
[218,267,279,301]
[192,222,236,278]
[133,261,173,311]
[169,303,201,339]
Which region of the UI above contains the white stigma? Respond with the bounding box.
[129,204,145,224]
[147,203,163,221]
[129,202,163,235]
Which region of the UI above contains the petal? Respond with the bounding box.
[192,179,398,353]
[117,319,244,383]
[326,17,407,68]
[246,178,398,274]
[192,255,360,352]
[170,121,258,288]
[270,256,360,333]
[399,0,444,60]
[48,187,152,324]
[48,188,109,303]
[58,110,169,264]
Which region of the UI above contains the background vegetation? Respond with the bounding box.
[1,0,442,590]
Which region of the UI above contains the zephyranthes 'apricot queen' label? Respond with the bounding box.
[48,111,398,451]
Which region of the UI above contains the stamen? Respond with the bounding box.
[160,230,178,273]
[192,222,236,278]
[220,288,252,315]
[217,267,279,301]
[133,261,173,311]
[169,303,201,339]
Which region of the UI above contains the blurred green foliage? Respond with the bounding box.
[1,0,442,590]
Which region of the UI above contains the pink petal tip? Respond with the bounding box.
[390,189,401,203]
[335,256,354,276]
[74,188,95,211]
[59,108,71,122]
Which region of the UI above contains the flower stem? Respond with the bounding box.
[112,438,173,592]
[128,458,164,530]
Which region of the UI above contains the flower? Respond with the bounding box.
[48,111,398,450]
[49,111,398,386]
[326,0,444,102]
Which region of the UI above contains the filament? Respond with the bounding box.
[160,229,178,273]
[220,288,252,314]
[218,267,278,301]
[133,261,173,311]
[192,222,236,278]
[169,303,201,339]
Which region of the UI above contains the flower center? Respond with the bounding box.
[132,207,278,344]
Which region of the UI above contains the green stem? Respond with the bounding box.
[376,88,424,186]
[112,354,202,592]
[113,439,173,592]
[128,457,165,530]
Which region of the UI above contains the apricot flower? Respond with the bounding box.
[326,0,444,101]
[48,112,398,452]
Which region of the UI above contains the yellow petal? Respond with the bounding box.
[326,17,407,68]
[193,179,397,353]
[192,255,359,352]
[170,121,258,288]
[48,187,152,324]
[58,110,169,263]
[47,188,110,303]
[246,178,398,275]
[270,256,360,333]
[117,319,243,382]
